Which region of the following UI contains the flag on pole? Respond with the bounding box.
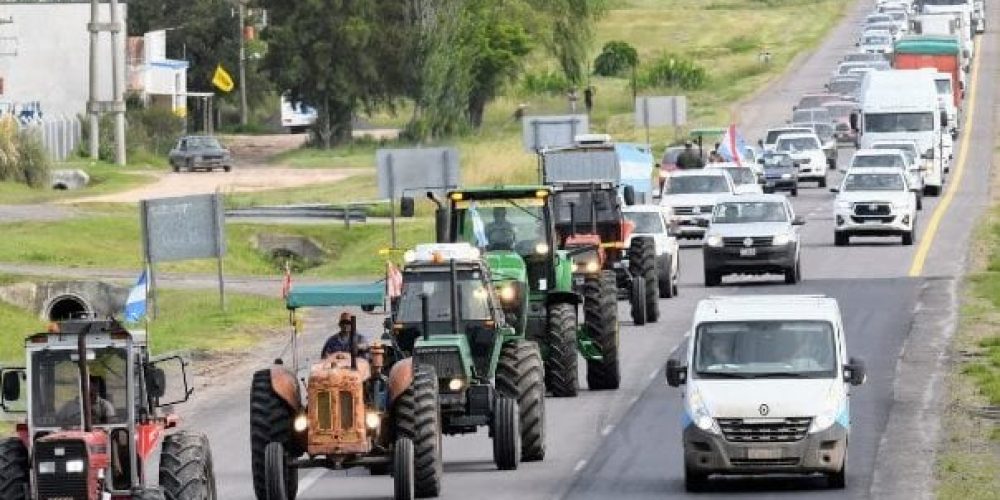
[281,261,292,299]
[386,261,403,299]
[124,270,149,323]
[718,123,748,166]
[212,64,235,93]
[469,202,488,247]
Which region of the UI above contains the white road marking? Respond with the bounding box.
[647,368,659,380]
[297,468,327,494]
[573,459,588,472]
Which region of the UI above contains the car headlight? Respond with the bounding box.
[836,200,852,210]
[809,385,844,434]
[585,261,600,273]
[686,389,721,435]
[705,235,723,247]
[781,173,792,179]
[65,460,85,474]
[366,411,382,430]
[772,233,793,246]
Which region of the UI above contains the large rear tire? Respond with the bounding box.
[496,340,546,462]
[585,271,620,391]
[136,489,167,500]
[0,437,29,500]
[492,396,520,471]
[393,364,442,498]
[393,438,415,500]
[628,236,660,323]
[544,302,578,397]
[251,369,299,500]
[161,431,218,500]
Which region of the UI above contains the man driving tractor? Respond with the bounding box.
[321,311,369,358]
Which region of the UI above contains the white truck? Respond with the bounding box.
[918,0,982,37]
[665,295,866,491]
[280,94,317,133]
[912,12,974,64]
[858,69,946,195]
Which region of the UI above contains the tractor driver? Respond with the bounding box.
[321,311,369,359]
[55,375,118,425]
[485,207,516,251]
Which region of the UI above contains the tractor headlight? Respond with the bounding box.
[366,412,381,430]
[293,413,308,433]
[705,235,723,247]
[535,243,550,255]
[571,262,579,273]
[448,378,465,391]
[585,261,600,273]
[498,285,516,302]
[38,461,56,474]
[65,460,85,474]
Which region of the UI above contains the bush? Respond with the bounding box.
[0,115,51,188]
[78,104,185,161]
[593,40,639,77]
[637,54,709,90]
[518,70,571,95]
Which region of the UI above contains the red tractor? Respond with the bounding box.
[0,318,216,500]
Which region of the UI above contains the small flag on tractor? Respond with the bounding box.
[212,64,235,93]
[124,269,148,322]
[281,261,292,299]
[386,261,403,299]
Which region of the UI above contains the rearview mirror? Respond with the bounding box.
[623,185,636,206]
[792,216,806,226]
[2,370,22,402]
[665,359,687,387]
[399,197,415,218]
[149,356,192,407]
[145,366,166,399]
[844,357,866,386]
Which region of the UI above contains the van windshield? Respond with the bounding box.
[693,321,837,379]
[864,112,935,133]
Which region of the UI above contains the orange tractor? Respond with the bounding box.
[250,284,442,500]
[0,318,215,500]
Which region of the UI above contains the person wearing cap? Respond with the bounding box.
[675,141,704,170]
[321,312,369,359]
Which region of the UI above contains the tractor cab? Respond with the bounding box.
[549,181,634,274]
[0,318,206,500]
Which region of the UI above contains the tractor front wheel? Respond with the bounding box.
[0,437,29,500]
[496,340,546,462]
[161,431,218,500]
[492,396,520,471]
[251,369,299,500]
[544,302,579,397]
[136,489,167,500]
[628,236,660,323]
[264,442,290,500]
[393,364,442,498]
[585,271,620,391]
[393,438,415,500]
[629,278,647,325]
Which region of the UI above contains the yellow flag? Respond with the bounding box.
[212,64,235,92]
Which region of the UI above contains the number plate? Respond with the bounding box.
[739,248,757,257]
[747,448,782,460]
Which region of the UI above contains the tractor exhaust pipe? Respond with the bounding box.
[77,323,93,432]
[449,259,461,334]
[569,201,577,237]
[349,315,358,370]
[420,293,431,341]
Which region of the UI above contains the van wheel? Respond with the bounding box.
[834,233,849,247]
[684,465,709,493]
[827,453,847,489]
[818,175,827,188]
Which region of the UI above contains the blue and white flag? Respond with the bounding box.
[124,270,148,322]
[718,123,748,166]
[469,202,489,247]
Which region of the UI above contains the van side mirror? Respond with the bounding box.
[665,359,687,387]
[623,185,636,206]
[792,215,806,226]
[844,357,866,386]
[399,196,415,218]
[849,113,859,132]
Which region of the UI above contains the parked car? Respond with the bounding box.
[168,136,233,173]
[702,194,806,286]
[758,151,800,196]
[623,204,681,298]
[831,168,918,246]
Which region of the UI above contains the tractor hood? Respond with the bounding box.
[485,251,527,284]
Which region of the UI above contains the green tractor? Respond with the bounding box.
[406,186,620,397]
[390,243,547,467]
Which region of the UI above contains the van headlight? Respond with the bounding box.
[705,235,723,248]
[686,389,721,435]
[809,386,844,434]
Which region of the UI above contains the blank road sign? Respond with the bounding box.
[635,96,687,127]
[376,147,460,199]
[522,114,590,152]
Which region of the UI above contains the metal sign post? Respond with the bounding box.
[376,147,461,250]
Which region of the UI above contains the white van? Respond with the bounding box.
[666,295,866,491]
[859,69,946,195]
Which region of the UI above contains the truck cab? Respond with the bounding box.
[666,295,866,491]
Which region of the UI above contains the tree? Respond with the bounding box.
[529,0,607,85]
[593,40,638,77]
[464,0,533,128]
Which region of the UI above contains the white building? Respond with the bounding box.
[127,29,188,116]
[0,1,126,119]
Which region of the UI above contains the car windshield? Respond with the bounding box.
[721,167,757,185]
[843,173,906,191]
[454,198,548,255]
[935,79,951,95]
[864,112,935,132]
[792,109,831,123]
[763,153,795,168]
[852,154,906,169]
[873,143,918,157]
[666,175,730,194]
[31,347,129,428]
[798,123,834,140]
[397,270,493,323]
[624,211,664,234]
[712,201,788,224]
[694,321,837,378]
[776,137,820,152]
[185,137,222,149]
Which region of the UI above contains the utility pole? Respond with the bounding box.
[87,0,126,164]
[238,0,248,126]
[110,0,125,165]
[88,0,99,159]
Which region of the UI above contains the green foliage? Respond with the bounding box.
[0,115,51,188]
[724,35,761,54]
[518,70,573,95]
[593,40,639,77]
[78,104,184,162]
[533,0,608,84]
[637,53,709,90]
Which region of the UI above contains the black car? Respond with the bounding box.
[168,135,233,172]
[758,152,799,196]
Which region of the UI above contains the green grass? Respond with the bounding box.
[0,156,164,205]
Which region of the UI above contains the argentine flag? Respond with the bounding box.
[718,123,748,166]
[124,270,148,322]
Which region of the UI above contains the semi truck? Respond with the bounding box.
[539,134,657,204]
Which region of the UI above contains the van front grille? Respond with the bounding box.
[717,417,812,443]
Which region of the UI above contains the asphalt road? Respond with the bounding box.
[183,0,1000,498]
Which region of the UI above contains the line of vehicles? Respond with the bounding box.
[0,0,981,498]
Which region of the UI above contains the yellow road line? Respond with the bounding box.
[908,38,983,277]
